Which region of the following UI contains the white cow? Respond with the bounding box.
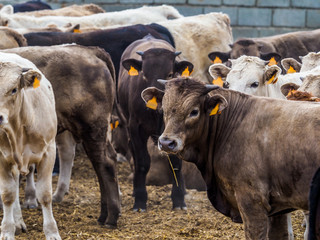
[0,52,60,240]
[157,12,233,84]
[209,55,302,99]
[282,51,320,73]
[0,4,183,28]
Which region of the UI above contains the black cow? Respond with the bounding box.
[309,167,320,240]
[13,0,51,13]
[118,35,193,211]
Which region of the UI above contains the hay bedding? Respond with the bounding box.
[11,152,305,239]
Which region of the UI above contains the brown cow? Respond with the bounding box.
[2,44,120,228]
[142,77,320,239]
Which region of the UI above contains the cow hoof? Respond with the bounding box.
[52,194,63,203]
[173,206,187,211]
[103,224,117,229]
[22,201,38,209]
[133,208,146,213]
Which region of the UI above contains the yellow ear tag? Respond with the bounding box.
[181,66,190,77]
[73,29,81,33]
[146,96,158,110]
[268,57,277,66]
[128,66,139,76]
[110,123,114,130]
[287,66,296,74]
[266,74,277,85]
[209,103,220,116]
[212,76,224,87]
[114,120,119,129]
[287,89,296,97]
[33,77,40,89]
[212,56,222,64]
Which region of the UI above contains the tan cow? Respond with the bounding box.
[0,26,27,49]
[0,52,60,239]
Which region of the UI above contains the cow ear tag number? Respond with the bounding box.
[287,66,296,74]
[146,96,158,110]
[128,66,139,76]
[268,57,277,66]
[33,77,40,89]
[212,56,222,64]
[181,66,190,77]
[210,103,220,116]
[212,76,224,87]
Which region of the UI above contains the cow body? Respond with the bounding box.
[0,52,60,239]
[0,4,182,28]
[24,23,175,80]
[13,0,51,13]
[2,44,120,227]
[118,36,193,211]
[143,77,320,239]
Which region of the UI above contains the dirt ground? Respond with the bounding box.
[11,151,306,239]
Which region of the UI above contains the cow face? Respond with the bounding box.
[282,74,320,101]
[300,52,320,72]
[142,78,227,154]
[215,56,281,96]
[0,62,41,126]
[122,48,193,82]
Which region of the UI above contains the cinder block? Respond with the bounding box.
[154,0,186,3]
[273,9,305,27]
[188,0,221,5]
[84,0,118,3]
[258,27,301,37]
[204,6,237,25]
[238,8,272,27]
[307,10,320,28]
[175,6,203,16]
[120,0,153,3]
[223,0,255,6]
[292,0,320,8]
[232,27,259,40]
[257,0,289,7]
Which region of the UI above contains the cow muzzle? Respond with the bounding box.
[158,136,180,153]
[0,112,8,126]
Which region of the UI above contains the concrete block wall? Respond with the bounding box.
[4,0,320,40]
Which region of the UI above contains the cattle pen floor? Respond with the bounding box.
[10,151,306,239]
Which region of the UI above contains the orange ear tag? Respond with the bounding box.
[212,76,224,87]
[128,66,138,76]
[146,96,158,110]
[110,123,114,130]
[287,66,296,74]
[287,89,296,97]
[209,103,220,116]
[33,77,40,89]
[268,57,277,66]
[181,66,190,77]
[114,120,119,129]
[266,74,277,85]
[212,56,222,64]
[73,29,81,33]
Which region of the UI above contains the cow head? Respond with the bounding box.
[0,5,12,27]
[208,39,281,66]
[122,48,194,82]
[142,77,226,154]
[209,56,281,97]
[281,74,320,102]
[0,62,41,126]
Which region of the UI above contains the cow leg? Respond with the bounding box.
[128,124,150,211]
[168,155,187,210]
[268,214,292,240]
[53,130,76,202]
[0,165,26,239]
[22,164,38,209]
[82,137,120,228]
[36,143,61,240]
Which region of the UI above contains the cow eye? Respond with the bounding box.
[189,109,199,118]
[11,88,17,95]
[168,73,173,78]
[250,82,259,88]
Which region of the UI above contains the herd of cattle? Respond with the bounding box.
[0,1,320,239]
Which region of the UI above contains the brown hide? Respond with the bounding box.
[0,27,27,49]
[153,77,320,238]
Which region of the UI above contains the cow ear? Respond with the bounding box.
[281,58,301,74]
[122,59,142,76]
[175,61,194,77]
[1,5,13,15]
[208,51,230,64]
[208,63,230,87]
[21,69,42,89]
[205,94,228,116]
[280,83,300,97]
[141,87,164,111]
[260,52,281,66]
[263,65,282,85]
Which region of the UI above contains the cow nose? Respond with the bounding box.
[0,115,3,125]
[158,137,177,152]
